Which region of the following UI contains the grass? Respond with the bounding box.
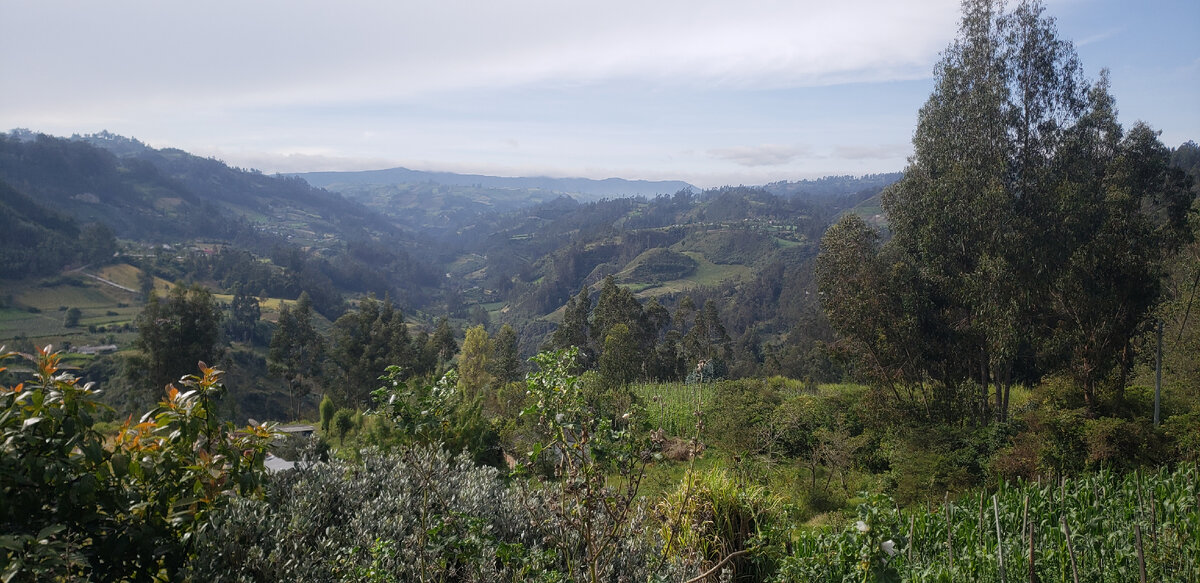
[634,381,716,438]
[0,273,145,344]
[212,294,298,313]
[631,252,752,298]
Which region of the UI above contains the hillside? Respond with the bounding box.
[0,132,900,401]
[0,131,442,312]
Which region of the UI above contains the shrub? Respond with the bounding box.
[705,379,781,453]
[189,446,696,582]
[1162,412,1200,461]
[370,367,502,467]
[0,347,274,582]
[318,393,335,432]
[331,408,356,445]
[657,468,783,580]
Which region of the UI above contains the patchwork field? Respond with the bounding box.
[630,251,753,298]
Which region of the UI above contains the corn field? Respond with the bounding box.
[782,463,1200,582]
[635,382,714,437]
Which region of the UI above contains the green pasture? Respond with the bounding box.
[631,252,752,298]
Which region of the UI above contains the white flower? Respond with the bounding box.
[855,520,869,533]
[881,539,896,556]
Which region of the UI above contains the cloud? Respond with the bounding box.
[0,0,961,115]
[708,144,810,167]
[1075,28,1120,47]
[831,144,911,160]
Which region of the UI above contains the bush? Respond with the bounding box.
[331,408,356,445]
[657,468,783,580]
[0,348,274,582]
[189,446,696,582]
[370,367,502,467]
[318,394,335,432]
[1162,412,1200,461]
[705,379,781,453]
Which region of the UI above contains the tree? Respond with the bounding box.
[227,284,261,343]
[137,269,154,300]
[78,222,116,266]
[330,296,428,407]
[63,307,81,328]
[598,323,639,387]
[682,300,732,376]
[457,325,494,397]
[591,275,642,345]
[135,284,223,394]
[319,394,335,433]
[590,275,666,379]
[548,285,594,365]
[268,292,325,419]
[426,316,458,372]
[1042,120,1193,405]
[819,0,1193,420]
[488,324,523,384]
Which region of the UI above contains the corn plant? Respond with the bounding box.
[635,381,714,437]
[780,465,1200,582]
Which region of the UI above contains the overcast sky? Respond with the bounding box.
[2,0,1196,188]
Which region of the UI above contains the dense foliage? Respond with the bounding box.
[818,0,1194,423]
[2,1,1199,581]
[0,348,274,581]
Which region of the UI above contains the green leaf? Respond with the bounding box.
[36,524,66,542]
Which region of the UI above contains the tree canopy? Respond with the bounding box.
[818,0,1194,422]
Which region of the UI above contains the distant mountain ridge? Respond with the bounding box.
[291,167,696,199]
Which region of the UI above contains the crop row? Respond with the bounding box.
[784,464,1200,582]
[635,382,714,437]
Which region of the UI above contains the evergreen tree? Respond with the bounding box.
[598,323,640,387]
[427,316,459,372]
[330,296,421,407]
[268,292,325,418]
[488,324,523,384]
[227,284,261,343]
[458,325,494,397]
[548,286,594,365]
[819,0,1194,420]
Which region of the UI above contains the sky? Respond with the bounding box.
[1,0,1197,188]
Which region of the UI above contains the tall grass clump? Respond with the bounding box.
[657,467,784,581]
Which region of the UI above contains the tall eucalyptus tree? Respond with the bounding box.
[819,0,1192,421]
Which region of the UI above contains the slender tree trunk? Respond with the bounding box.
[1001,364,1012,423]
[980,349,990,425]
